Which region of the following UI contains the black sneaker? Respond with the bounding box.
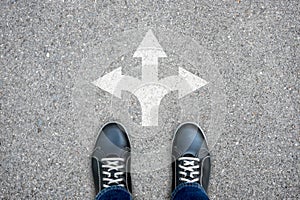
[91,122,132,194]
[172,122,211,192]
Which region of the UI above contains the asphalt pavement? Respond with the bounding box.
[0,0,299,199]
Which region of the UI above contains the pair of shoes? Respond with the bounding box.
[91,122,211,195]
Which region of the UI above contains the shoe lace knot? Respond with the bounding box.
[178,157,200,183]
[101,157,125,188]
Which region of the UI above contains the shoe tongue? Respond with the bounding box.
[182,153,196,158]
[106,154,120,158]
[179,154,200,166]
[178,154,201,185]
[102,158,125,187]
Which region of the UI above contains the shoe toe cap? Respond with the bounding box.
[94,123,131,158]
[173,123,208,157]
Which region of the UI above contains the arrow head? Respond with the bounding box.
[178,67,208,98]
[133,29,167,59]
[92,67,123,98]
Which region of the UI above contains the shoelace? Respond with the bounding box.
[178,157,200,183]
[101,157,125,188]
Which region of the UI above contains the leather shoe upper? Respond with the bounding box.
[91,122,132,194]
[172,123,211,192]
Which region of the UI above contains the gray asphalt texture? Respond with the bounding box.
[0,0,299,199]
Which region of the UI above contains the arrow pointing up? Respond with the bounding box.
[133,29,167,82]
[92,29,209,126]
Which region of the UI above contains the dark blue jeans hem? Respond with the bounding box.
[95,186,132,200]
[171,182,209,200]
[95,183,208,200]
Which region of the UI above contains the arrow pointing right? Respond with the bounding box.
[159,67,208,98]
[92,29,208,126]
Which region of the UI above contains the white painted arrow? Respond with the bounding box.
[92,67,141,98]
[159,67,208,98]
[92,29,208,126]
[133,29,167,82]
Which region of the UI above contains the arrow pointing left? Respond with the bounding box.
[92,67,141,98]
[92,29,208,126]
